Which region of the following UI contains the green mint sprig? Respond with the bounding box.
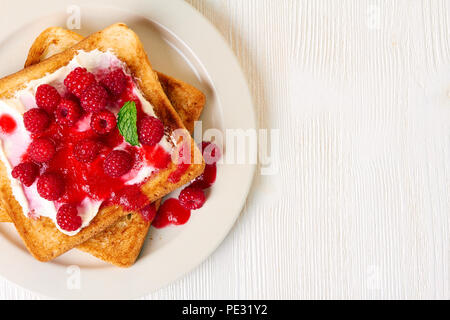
[117,101,140,146]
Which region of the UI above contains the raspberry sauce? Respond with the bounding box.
[17,68,168,221]
[168,163,190,183]
[153,141,221,229]
[152,198,191,228]
[0,114,17,134]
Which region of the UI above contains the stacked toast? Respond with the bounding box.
[0,24,206,267]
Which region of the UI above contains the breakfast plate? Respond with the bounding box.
[0,0,255,299]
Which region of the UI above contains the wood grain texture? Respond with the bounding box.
[1,0,449,299]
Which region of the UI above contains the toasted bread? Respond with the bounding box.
[0,203,8,222]
[0,23,205,262]
[21,27,205,267]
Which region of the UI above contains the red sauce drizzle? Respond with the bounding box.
[152,198,191,228]
[0,114,17,134]
[20,73,153,210]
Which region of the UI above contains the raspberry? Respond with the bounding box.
[90,110,116,135]
[101,69,127,96]
[28,138,56,163]
[179,186,206,210]
[56,204,82,232]
[138,116,164,146]
[35,84,61,113]
[103,150,133,177]
[11,162,39,187]
[55,99,81,127]
[139,203,157,222]
[37,172,64,200]
[152,198,191,228]
[74,139,100,163]
[80,83,109,113]
[125,145,143,170]
[64,67,96,98]
[113,185,148,211]
[190,163,217,189]
[200,141,221,165]
[23,108,50,133]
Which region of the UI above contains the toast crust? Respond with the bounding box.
[24,27,84,67]
[0,23,204,262]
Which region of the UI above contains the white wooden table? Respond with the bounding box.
[1,0,449,300]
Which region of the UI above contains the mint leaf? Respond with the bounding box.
[117,101,139,146]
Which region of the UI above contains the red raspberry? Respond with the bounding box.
[103,150,133,177]
[35,84,61,113]
[101,69,127,96]
[138,116,164,146]
[179,186,206,210]
[64,67,96,98]
[55,99,81,127]
[200,141,221,165]
[28,138,56,163]
[90,110,116,135]
[73,139,100,163]
[190,163,217,189]
[37,172,64,200]
[139,203,157,222]
[80,83,109,113]
[56,204,82,232]
[113,185,148,211]
[11,162,39,187]
[124,145,143,170]
[23,108,50,133]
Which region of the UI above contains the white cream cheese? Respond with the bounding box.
[0,49,174,236]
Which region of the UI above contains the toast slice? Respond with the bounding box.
[23,27,205,267]
[0,23,205,262]
[1,27,206,267]
[25,27,205,267]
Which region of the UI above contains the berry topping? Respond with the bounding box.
[56,204,82,232]
[0,114,17,134]
[143,144,171,169]
[37,172,65,200]
[200,141,221,165]
[73,139,100,163]
[190,163,217,189]
[23,108,50,133]
[179,186,206,210]
[101,69,127,96]
[35,84,61,113]
[103,150,133,177]
[90,110,116,135]
[138,116,164,146]
[168,163,190,183]
[80,82,109,113]
[64,67,96,98]
[28,138,56,163]
[11,162,39,187]
[152,198,191,229]
[113,185,148,211]
[139,203,157,222]
[55,99,81,127]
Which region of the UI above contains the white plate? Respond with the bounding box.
[0,0,255,299]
